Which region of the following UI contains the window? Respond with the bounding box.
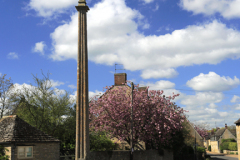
[17,146,33,158]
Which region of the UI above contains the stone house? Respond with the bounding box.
[0,115,60,160]
[206,124,236,153]
[210,124,236,143]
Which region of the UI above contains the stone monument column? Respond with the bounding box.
[235,118,240,160]
[75,0,90,160]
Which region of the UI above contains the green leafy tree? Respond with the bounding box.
[58,104,76,151]
[58,104,118,152]
[0,74,15,118]
[12,72,73,138]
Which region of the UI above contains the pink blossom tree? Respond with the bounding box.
[89,83,186,150]
[194,125,209,138]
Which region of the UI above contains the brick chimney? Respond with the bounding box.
[114,73,127,86]
[225,123,227,129]
[138,86,148,98]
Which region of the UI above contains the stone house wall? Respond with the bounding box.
[209,141,219,153]
[221,129,237,144]
[3,142,60,160]
[236,124,240,160]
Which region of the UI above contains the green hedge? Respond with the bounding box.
[228,142,238,151]
[220,142,230,153]
[221,138,236,143]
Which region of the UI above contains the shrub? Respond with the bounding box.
[230,152,234,154]
[228,142,238,151]
[208,145,211,151]
[220,142,230,153]
[197,146,206,153]
[90,131,117,151]
[237,152,238,155]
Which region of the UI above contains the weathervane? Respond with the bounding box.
[115,63,126,73]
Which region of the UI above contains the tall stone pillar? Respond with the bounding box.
[234,119,240,160]
[75,0,90,160]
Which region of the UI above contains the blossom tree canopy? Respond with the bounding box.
[194,125,209,138]
[89,82,186,150]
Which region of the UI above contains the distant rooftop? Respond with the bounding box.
[0,115,60,143]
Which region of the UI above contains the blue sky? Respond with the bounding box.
[1,0,240,129]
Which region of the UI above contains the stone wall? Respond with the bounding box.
[223,150,238,154]
[204,141,208,149]
[210,141,219,153]
[236,125,240,160]
[60,150,172,160]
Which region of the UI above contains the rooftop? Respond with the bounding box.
[0,115,60,143]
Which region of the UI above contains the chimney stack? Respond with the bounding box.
[138,87,148,98]
[225,123,227,129]
[114,73,127,86]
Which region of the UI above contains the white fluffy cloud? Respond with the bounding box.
[186,72,240,92]
[140,80,184,101]
[69,90,104,103]
[27,0,76,17]
[184,104,240,129]
[145,80,175,90]
[89,90,104,98]
[49,79,64,87]
[49,0,240,79]
[208,103,218,109]
[141,68,178,79]
[142,0,154,4]
[68,84,77,89]
[180,0,240,19]
[231,95,240,103]
[33,41,46,55]
[181,92,224,107]
[7,52,18,59]
[235,104,240,110]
